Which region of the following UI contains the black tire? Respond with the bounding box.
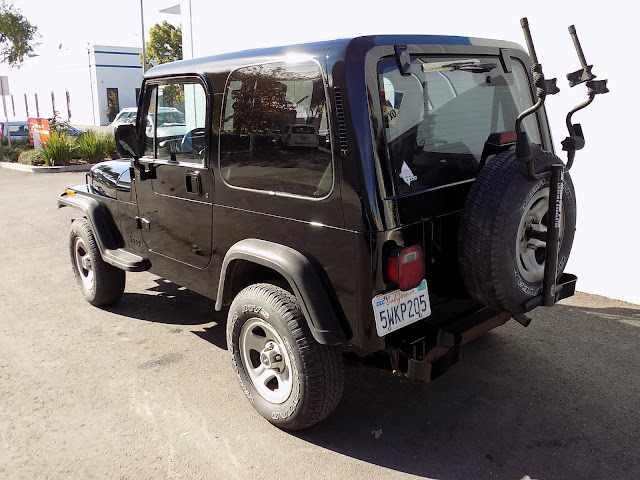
[227,283,344,430]
[69,218,125,307]
[458,150,576,312]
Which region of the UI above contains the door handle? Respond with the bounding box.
[185,170,201,195]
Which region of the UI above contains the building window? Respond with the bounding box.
[66,90,72,120]
[220,60,332,198]
[106,88,120,122]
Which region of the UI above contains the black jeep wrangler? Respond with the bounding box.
[59,20,607,430]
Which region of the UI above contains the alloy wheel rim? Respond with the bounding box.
[74,237,94,290]
[239,317,293,404]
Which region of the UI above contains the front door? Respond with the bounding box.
[134,78,213,268]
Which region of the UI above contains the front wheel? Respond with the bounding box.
[226,283,344,430]
[69,218,125,306]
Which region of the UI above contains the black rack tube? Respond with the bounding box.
[543,164,564,306]
[568,25,588,68]
[520,18,539,63]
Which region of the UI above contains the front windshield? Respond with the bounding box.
[379,56,540,195]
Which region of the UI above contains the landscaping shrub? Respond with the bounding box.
[18,149,43,166]
[41,131,75,166]
[76,130,117,163]
[0,144,29,162]
[103,133,117,159]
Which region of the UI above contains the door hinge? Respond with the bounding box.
[135,216,151,230]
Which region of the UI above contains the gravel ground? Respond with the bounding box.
[1,169,639,480]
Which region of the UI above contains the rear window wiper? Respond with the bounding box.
[422,60,497,73]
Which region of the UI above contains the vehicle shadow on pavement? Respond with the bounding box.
[104,277,230,350]
[106,278,223,325]
[294,302,640,480]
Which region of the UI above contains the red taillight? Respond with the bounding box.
[387,245,424,291]
[499,131,517,144]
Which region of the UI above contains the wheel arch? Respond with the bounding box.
[216,239,350,346]
[59,191,150,272]
[59,192,123,255]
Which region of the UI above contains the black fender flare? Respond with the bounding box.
[58,191,149,272]
[216,239,348,346]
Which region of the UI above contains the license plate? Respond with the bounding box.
[371,280,431,336]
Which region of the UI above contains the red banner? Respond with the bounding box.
[28,118,50,147]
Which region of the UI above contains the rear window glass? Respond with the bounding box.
[378,56,540,195]
[220,60,332,198]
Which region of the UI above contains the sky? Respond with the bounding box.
[13,0,176,55]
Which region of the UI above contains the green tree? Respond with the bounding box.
[142,21,182,70]
[230,66,294,135]
[0,2,39,67]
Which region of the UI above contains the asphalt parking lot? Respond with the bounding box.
[1,168,639,480]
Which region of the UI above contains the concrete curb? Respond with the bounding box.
[0,162,92,174]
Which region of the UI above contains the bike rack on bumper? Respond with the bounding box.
[390,20,609,382]
[514,18,608,316]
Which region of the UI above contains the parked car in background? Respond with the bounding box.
[110,107,138,134]
[281,124,318,148]
[0,121,29,141]
[55,122,85,137]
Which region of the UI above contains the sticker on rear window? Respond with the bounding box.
[400,162,417,186]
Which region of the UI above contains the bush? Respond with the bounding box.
[41,131,75,166]
[76,130,116,163]
[18,149,43,165]
[0,144,29,162]
[103,133,117,159]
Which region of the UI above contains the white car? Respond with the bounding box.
[282,124,318,148]
[110,108,137,134]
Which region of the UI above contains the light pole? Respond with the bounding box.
[87,44,96,126]
[140,0,147,73]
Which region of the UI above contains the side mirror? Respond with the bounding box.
[115,124,141,159]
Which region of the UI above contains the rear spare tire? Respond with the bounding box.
[458,150,576,312]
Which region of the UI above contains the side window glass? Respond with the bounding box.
[220,60,332,198]
[144,86,157,158]
[145,81,207,164]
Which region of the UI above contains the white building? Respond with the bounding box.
[1,45,142,126]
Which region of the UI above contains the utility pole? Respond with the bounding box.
[140,0,147,73]
[87,45,96,126]
[0,76,11,148]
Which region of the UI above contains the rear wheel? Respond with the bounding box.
[227,283,344,430]
[69,218,125,306]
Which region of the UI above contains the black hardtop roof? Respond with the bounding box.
[144,34,525,78]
